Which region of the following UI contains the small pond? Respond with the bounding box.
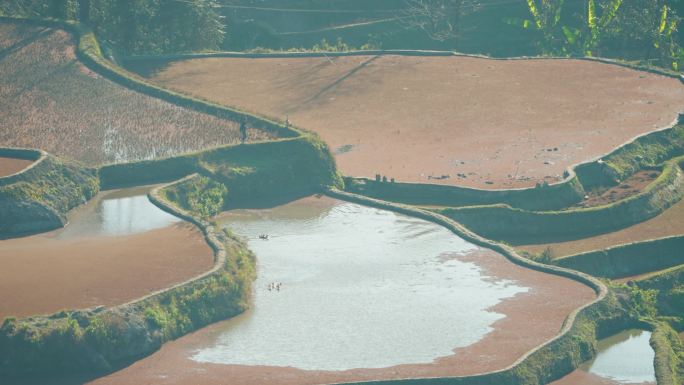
[55,185,180,239]
[580,329,655,384]
[192,196,528,371]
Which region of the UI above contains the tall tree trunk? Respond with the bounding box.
[79,0,90,24]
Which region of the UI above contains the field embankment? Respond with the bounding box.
[0,157,33,177]
[552,236,684,280]
[0,149,98,238]
[519,196,684,257]
[0,20,273,166]
[0,179,256,376]
[0,186,214,322]
[125,54,684,189]
[436,156,684,243]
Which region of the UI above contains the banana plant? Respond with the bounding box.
[653,4,681,70]
[506,0,623,56]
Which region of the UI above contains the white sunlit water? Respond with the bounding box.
[191,197,528,371]
[55,186,180,239]
[580,329,656,384]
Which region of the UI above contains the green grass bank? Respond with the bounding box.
[0,149,98,238]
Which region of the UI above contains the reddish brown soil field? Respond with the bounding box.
[573,170,660,208]
[0,156,32,177]
[0,23,271,166]
[518,197,684,258]
[127,55,684,189]
[0,222,212,321]
[550,370,654,385]
[87,249,595,385]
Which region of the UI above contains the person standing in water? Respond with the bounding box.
[239,119,247,144]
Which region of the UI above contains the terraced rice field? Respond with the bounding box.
[126,55,684,189]
[86,196,594,385]
[0,186,212,321]
[519,196,684,258]
[0,23,273,166]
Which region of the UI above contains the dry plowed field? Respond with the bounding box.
[128,55,684,189]
[0,23,272,166]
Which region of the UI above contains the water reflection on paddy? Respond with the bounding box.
[193,196,527,370]
[55,185,179,239]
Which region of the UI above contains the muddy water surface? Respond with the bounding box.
[196,196,526,370]
[86,196,595,385]
[0,156,33,177]
[56,185,180,238]
[552,329,656,385]
[0,185,212,320]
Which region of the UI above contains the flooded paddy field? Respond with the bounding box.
[0,156,33,177]
[127,55,684,189]
[0,185,213,321]
[551,329,656,385]
[87,196,594,385]
[519,197,684,258]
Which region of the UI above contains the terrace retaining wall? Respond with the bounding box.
[555,235,684,279]
[438,156,684,243]
[345,118,684,211]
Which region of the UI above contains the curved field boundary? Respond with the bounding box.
[122,49,684,82]
[0,16,305,157]
[436,156,684,242]
[345,175,585,211]
[554,235,684,279]
[347,116,684,211]
[0,174,256,375]
[327,188,617,385]
[0,148,99,238]
[132,175,227,304]
[636,264,684,290]
[0,147,46,187]
[122,48,684,211]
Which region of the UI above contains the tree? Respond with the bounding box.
[401,0,480,47]
[601,0,682,69]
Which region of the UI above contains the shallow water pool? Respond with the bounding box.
[55,185,179,238]
[192,196,527,371]
[581,329,655,383]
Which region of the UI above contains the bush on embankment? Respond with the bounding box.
[436,158,684,243]
[0,154,98,237]
[200,136,343,206]
[637,265,684,330]
[576,121,684,190]
[628,268,684,385]
[651,320,684,385]
[101,134,342,196]
[554,236,684,279]
[343,175,585,211]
